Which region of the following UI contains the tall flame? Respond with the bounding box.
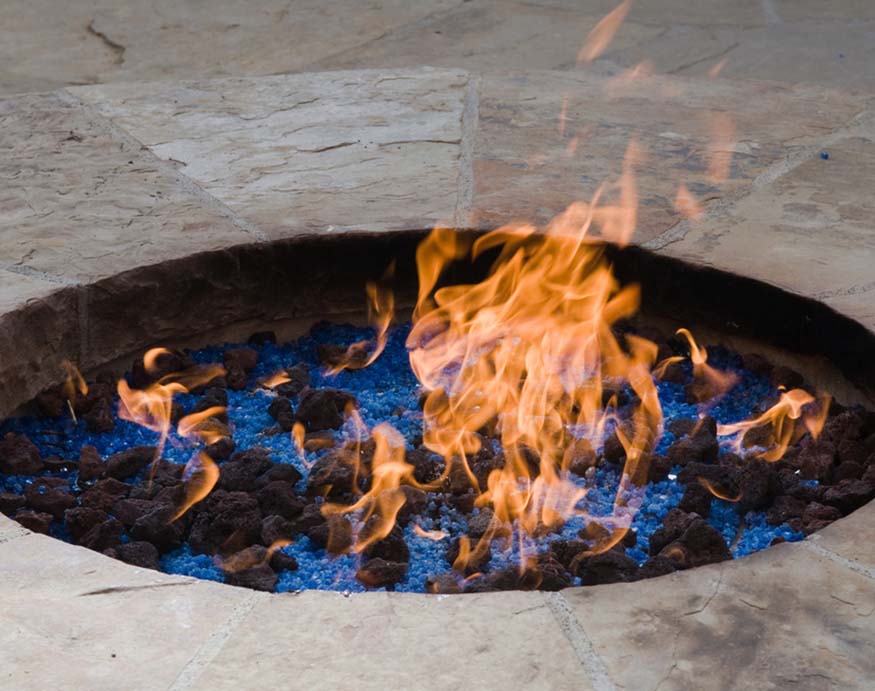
[577,0,631,64]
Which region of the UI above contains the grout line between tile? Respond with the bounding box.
[169,590,266,690]
[453,73,479,230]
[57,88,271,243]
[543,591,617,691]
[803,540,875,580]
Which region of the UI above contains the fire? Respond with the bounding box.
[675,328,738,404]
[674,183,703,221]
[706,112,736,183]
[171,451,220,521]
[413,524,446,541]
[718,389,830,462]
[325,262,395,375]
[698,477,741,502]
[577,0,631,64]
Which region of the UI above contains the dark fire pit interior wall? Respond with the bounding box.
[2,230,873,420]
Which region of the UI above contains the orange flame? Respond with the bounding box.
[577,0,631,64]
[675,328,738,403]
[177,406,229,446]
[262,371,292,389]
[326,262,395,375]
[674,183,703,221]
[219,539,292,573]
[698,477,741,502]
[718,389,830,462]
[171,451,220,521]
[706,112,736,183]
[413,524,447,541]
[708,56,729,79]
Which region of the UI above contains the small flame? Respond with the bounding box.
[177,406,228,446]
[674,183,703,221]
[326,262,395,375]
[220,539,292,573]
[698,476,741,502]
[413,524,446,541]
[718,389,830,462]
[708,56,729,79]
[262,371,292,389]
[676,328,738,403]
[706,112,736,183]
[577,0,631,64]
[171,451,220,521]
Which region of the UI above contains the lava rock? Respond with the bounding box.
[295,388,357,431]
[14,510,53,534]
[116,541,160,570]
[254,463,303,489]
[356,558,408,588]
[801,502,842,534]
[130,349,193,388]
[225,365,248,391]
[256,481,305,520]
[224,347,259,372]
[0,493,26,516]
[0,432,44,475]
[105,446,156,480]
[188,490,262,555]
[797,439,836,482]
[24,478,75,518]
[226,563,277,592]
[79,518,124,551]
[261,515,295,545]
[35,388,67,418]
[270,550,299,572]
[217,447,275,492]
[362,521,410,563]
[425,573,463,594]
[822,479,875,514]
[446,536,490,575]
[536,554,573,591]
[64,506,108,541]
[78,445,106,481]
[565,439,597,477]
[83,398,115,433]
[647,454,673,483]
[191,387,229,417]
[306,513,353,555]
[80,478,131,511]
[131,504,187,553]
[765,495,807,525]
[648,509,698,556]
[576,550,639,585]
[111,498,160,527]
[667,418,719,466]
[668,418,697,438]
[638,555,678,579]
[548,538,590,572]
[267,397,296,432]
[306,450,356,498]
[602,430,626,465]
[274,363,310,398]
[737,458,781,512]
[678,483,712,517]
[205,436,236,461]
[406,447,443,484]
[658,518,731,568]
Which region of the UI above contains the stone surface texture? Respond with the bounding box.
[1,8,874,684]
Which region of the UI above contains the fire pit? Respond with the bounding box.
[2,224,873,595]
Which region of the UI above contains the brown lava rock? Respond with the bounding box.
[678,482,712,517]
[274,363,310,398]
[216,447,275,492]
[24,477,75,518]
[576,550,639,585]
[15,510,53,534]
[295,389,357,431]
[256,481,305,520]
[64,506,108,541]
[78,445,106,481]
[189,490,262,555]
[306,512,353,555]
[0,492,26,516]
[0,432,44,475]
[356,558,408,587]
[362,520,410,564]
[226,563,278,592]
[105,446,156,480]
[116,541,160,570]
[267,397,296,432]
[131,504,187,553]
[667,417,719,466]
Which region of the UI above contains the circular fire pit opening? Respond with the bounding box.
[1,231,873,594]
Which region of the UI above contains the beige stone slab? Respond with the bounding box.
[317,0,664,73]
[192,590,589,690]
[72,69,467,239]
[472,71,869,240]
[0,512,28,542]
[0,269,80,418]
[0,91,254,283]
[0,532,259,691]
[0,0,459,96]
[564,542,875,690]
[659,136,875,311]
[808,499,875,573]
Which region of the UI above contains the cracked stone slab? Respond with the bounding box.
[0,532,257,691]
[808,499,875,575]
[471,71,871,241]
[0,0,460,96]
[0,91,254,283]
[658,136,875,310]
[71,69,468,239]
[563,542,875,690]
[190,590,589,690]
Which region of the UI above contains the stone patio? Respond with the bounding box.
[1,3,875,689]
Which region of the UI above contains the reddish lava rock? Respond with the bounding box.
[295,388,357,432]
[105,446,156,480]
[115,541,161,570]
[64,506,108,541]
[0,492,26,516]
[14,510,53,534]
[78,445,106,481]
[24,477,75,518]
[576,550,639,585]
[356,558,408,587]
[425,573,463,594]
[667,418,719,466]
[0,432,44,475]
